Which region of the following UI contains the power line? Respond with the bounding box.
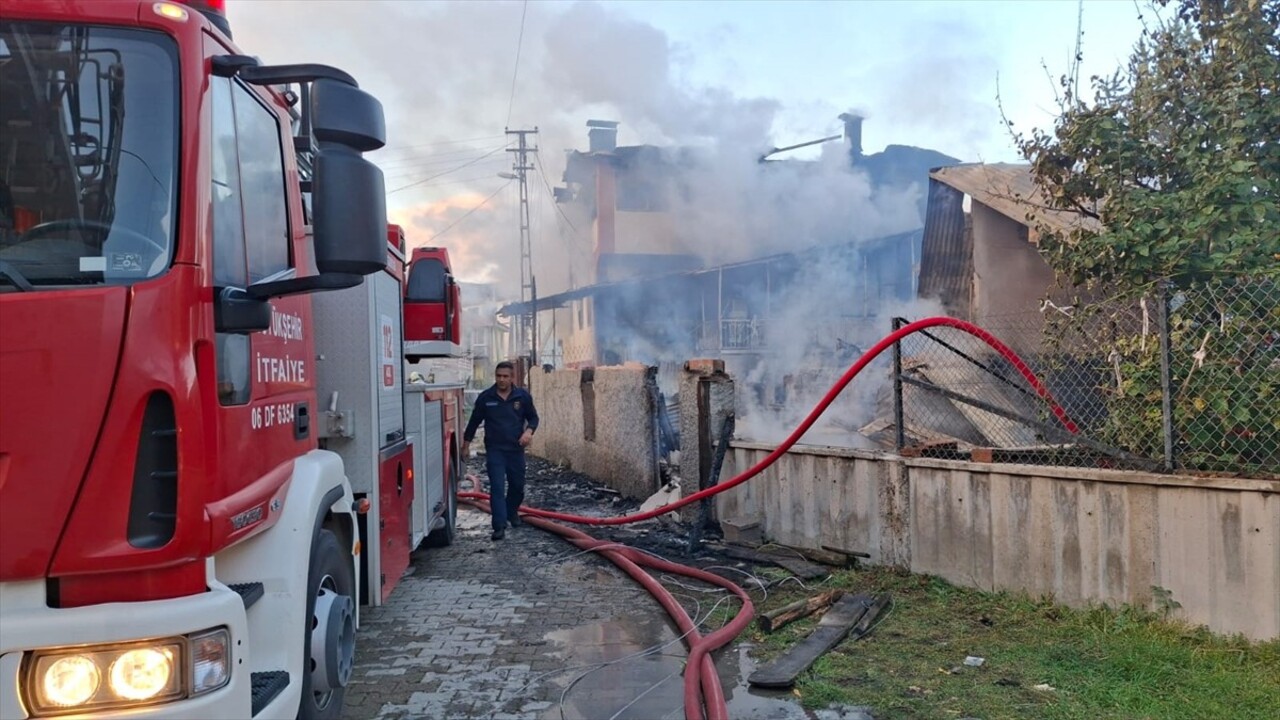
[383,168,511,187]
[387,143,509,195]
[533,157,583,290]
[533,154,584,241]
[380,133,506,155]
[427,181,513,242]
[379,141,507,163]
[378,146,508,172]
[379,151,508,174]
[505,0,529,128]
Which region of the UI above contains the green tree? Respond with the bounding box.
[1017,0,1280,475]
[1018,0,1279,288]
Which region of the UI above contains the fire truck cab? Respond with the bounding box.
[0,2,456,718]
[403,246,463,362]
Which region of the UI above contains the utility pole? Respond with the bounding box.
[505,127,538,365]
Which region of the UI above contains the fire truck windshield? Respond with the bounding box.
[0,22,178,291]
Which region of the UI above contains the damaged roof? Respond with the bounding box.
[930,163,1102,237]
[498,229,923,317]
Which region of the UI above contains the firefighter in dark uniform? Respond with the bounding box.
[461,361,540,540]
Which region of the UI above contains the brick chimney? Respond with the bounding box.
[586,119,619,153]
[839,112,863,164]
[583,121,619,283]
[593,159,616,282]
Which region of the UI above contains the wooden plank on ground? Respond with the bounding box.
[747,594,873,688]
[716,544,829,580]
[775,544,851,567]
[821,544,871,560]
[758,589,844,632]
[859,415,966,448]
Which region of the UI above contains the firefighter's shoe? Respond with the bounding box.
[491,528,505,540]
[509,515,523,528]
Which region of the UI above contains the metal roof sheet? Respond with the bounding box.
[929,163,1102,238]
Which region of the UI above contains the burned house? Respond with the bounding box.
[918,162,1101,354]
[526,116,958,380]
[507,228,921,359]
[889,162,1107,452]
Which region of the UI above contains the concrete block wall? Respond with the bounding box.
[718,443,1280,640]
[678,361,735,523]
[528,365,659,500]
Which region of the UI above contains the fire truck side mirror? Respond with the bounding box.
[310,78,387,277]
[214,287,271,334]
[310,78,385,152]
[312,147,386,276]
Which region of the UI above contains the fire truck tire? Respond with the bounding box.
[298,528,355,720]
[424,462,458,548]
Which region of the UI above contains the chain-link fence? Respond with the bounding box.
[892,273,1280,478]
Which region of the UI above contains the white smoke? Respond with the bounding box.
[669,144,924,266]
[734,295,948,447]
[227,0,964,447]
[227,0,951,283]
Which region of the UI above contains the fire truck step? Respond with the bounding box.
[250,670,290,716]
[229,582,265,610]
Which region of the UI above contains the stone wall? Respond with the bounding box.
[528,365,659,499]
[718,443,1280,640]
[677,360,735,523]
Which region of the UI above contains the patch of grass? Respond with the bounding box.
[739,566,1280,720]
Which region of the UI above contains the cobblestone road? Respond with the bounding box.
[340,503,815,720]
[341,505,625,719]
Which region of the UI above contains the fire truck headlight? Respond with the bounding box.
[190,628,231,695]
[37,655,100,707]
[108,647,175,700]
[25,638,186,714]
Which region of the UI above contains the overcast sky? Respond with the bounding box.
[227,0,1151,291]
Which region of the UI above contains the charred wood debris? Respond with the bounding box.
[469,453,893,681]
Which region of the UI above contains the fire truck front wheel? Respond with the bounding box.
[299,528,355,720]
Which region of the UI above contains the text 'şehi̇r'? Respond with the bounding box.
[270,309,304,342]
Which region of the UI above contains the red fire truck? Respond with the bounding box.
[0,1,462,718]
[313,226,464,608]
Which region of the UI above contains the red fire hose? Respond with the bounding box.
[459,317,1078,719]
[460,499,752,720]
[464,316,1078,528]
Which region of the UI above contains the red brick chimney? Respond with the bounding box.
[587,120,619,282]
